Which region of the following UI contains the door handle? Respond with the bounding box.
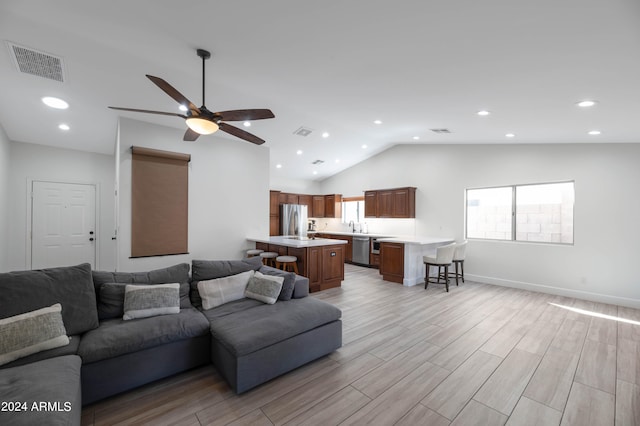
[89,238,94,242]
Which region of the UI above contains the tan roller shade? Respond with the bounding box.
[131,146,191,258]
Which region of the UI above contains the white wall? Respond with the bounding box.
[270,176,321,194]
[117,118,269,272]
[0,124,11,272]
[320,143,640,308]
[7,142,117,271]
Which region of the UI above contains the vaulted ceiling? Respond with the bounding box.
[1,0,639,181]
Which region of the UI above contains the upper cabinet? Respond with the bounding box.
[365,187,416,218]
[298,194,313,217]
[312,196,325,218]
[324,194,342,218]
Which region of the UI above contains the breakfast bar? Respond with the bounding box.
[248,236,347,292]
[377,236,455,286]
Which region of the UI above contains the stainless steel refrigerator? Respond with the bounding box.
[281,204,308,238]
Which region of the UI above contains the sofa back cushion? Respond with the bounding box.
[190,257,263,308]
[92,263,191,320]
[0,263,99,335]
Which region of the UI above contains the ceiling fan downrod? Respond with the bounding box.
[196,49,211,109]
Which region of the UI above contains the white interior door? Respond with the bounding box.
[31,181,96,269]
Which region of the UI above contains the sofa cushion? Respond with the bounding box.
[245,272,283,305]
[0,355,82,426]
[0,335,80,369]
[123,284,180,320]
[92,264,192,319]
[203,297,342,356]
[0,304,69,366]
[78,308,209,364]
[258,266,295,301]
[190,258,263,307]
[0,263,98,335]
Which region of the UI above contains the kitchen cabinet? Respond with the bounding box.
[364,187,416,218]
[298,194,313,217]
[364,191,378,218]
[269,216,279,236]
[312,196,325,218]
[286,193,299,205]
[254,240,345,292]
[324,194,342,218]
[379,242,404,283]
[269,191,281,236]
[322,234,352,262]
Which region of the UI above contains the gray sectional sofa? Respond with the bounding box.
[0,257,342,425]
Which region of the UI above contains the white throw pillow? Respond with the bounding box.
[123,283,180,320]
[197,270,255,310]
[0,303,69,366]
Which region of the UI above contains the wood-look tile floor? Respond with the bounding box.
[81,264,640,426]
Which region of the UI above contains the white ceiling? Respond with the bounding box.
[1,0,639,181]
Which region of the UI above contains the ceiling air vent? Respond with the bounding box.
[311,160,324,165]
[7,42,65,82]
[293,126,313,137]
[430,128,451,134]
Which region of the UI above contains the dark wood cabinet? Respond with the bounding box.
[364,191,378,218]
[324,194,342,218]
[269,191,281,236]
[323,234,352,262]
[322,245,345,284]
[269,216,279,236]
[369,252,380,268]
[286,193,299,205]
[380,242,404,284]
[364,187,416,218]
[312,196,325,218]
[298,194,313,217]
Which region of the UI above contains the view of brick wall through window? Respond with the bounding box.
[466,182,574,243]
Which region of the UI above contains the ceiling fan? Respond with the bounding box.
[109,49,274,144]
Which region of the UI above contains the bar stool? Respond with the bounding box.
[275,255,299,274]
[246,249,264,258]
[423,242,456,292]
[259,251,278,267]
[452,241,468,285]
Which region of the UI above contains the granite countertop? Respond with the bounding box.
[376,236,455,245]
[247,236,349,248]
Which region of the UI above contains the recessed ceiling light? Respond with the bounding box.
[178,105,188,112]
[322,132,330,138]
[296,150,303,155]
[42,96,68,109]
[588,130,601,135]
[412,136,420,140]
[477,110,490,116]
[362,144,368,149]
[505,133,515,138]
[243,121,251,127]
[373,120,382,125]
[276,164,282,169]
[577,100,597,108]
[58,124,70,131]
[313,171,318,175]
[335,159,340,163]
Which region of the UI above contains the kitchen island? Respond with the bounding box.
[377,236,455,286]
[248,236,347,292]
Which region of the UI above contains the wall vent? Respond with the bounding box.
[7,42,65,82]
[311,159,324,165]
[430,128,451,134]
[293,126,313,137]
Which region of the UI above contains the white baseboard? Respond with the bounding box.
[466,274,640,310]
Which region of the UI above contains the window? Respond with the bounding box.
[466,181,574,244]
[342,198,365,224]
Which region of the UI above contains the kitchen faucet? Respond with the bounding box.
[348,220,355,232]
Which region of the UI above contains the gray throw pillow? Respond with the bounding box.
[0,303,69,366]
[244,272,284,305]
[258,266,296,301]
[190,257,263,308]
[122,284,180,320]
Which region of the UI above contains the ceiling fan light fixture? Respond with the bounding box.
[186,117,219,135]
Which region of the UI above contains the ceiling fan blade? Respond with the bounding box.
[183,128,200,141]
[109,106,187,118]
[146,75,199,112]
[215,109,275,122]
[219,122,265,145]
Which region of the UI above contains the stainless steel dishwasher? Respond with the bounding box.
[352,236,370,265]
